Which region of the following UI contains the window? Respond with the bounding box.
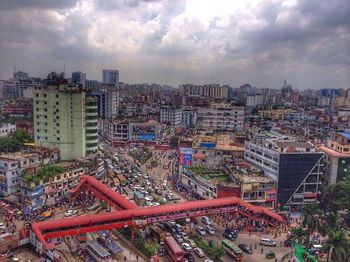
[56,102,59,105]
[56,116,59,120]
[36,101,39,104]
[57,137,60,141]
[56,94,59,98]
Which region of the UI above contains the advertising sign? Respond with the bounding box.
[179,147,193,155]
[179,154,192,167]
[133,125,155,135]
[139,134,156,141]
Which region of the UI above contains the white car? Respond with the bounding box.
[182,243,192,251]
[143,174,148,179]
[168,191,174,197]
[194,247,205,258]
[204,260,214,262]
[205,225,215,235]
[196,226,206,236]
[64,210,77,217]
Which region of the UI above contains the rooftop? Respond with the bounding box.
[276,141,314,149]
[338,131,350,140]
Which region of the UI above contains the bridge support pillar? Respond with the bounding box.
[131,228,134,241]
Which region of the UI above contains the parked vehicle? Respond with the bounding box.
[181,243,192,251]
[193,247,205,257]
[265,251,276,259]
[196,226,206,236]
[238,244,253,254]
[205,225,215,235]
[260,237,276,247]
[223,228,237,240]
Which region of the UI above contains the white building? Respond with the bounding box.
[180,84,230,99]
[160,106,182,127]
[0,123,16,137]
[102,69,119,85]
[197,103,244,131]
[246,95,263,107]
[96,85,119,119]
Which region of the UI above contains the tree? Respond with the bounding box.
[302,205,322,246]
[324,231,350,262]
[319,212,340,237]
[322,177,350,212]
[290,227,308,244]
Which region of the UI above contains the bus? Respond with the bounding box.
[164,236,184,262]
[116,174,128,187]
[222,239,243,261]
[86,240,112,261]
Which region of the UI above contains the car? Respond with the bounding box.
[208,240,216,248]
[238,244,253,254]
[154,202,160,206]
[204,260,214,262]
[223,228,237,240]
[184,252,195,262]
[182,243,192,251]
[193,247,205,257]
[175,224,182,231]
[201,216,212,225]
[205,225,215,235]
[64,210,78,217]
[196,226,206,236]
[265,251,276,259]
[155,188,162,195]
[260,237,276,247]
[143,174,148,179]
[180,232,189,240]
[146,181,151,186]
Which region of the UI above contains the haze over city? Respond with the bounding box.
[0,0,349,89]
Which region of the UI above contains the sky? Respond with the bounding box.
[0,0,349,89]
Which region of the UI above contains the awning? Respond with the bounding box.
[304,193,317,198]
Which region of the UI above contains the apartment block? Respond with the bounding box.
[197,103,245,131]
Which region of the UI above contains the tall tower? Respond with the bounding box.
[102,69,119,85]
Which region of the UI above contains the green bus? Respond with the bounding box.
[222,240,243,261]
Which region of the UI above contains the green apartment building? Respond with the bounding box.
[33,76,96,161]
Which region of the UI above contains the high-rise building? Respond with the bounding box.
[102,69,119,85]
[13,71,29,80]
[244,139,324,207]
[72,71,86,86]
[85,95,99,155]
[0,80,19,99]
[93,84,119,119]
[33,72,92,161]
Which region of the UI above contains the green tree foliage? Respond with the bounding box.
[324,231,350,262]
[0,129,33,153]
[23,165,65,183]
[302,205,322,246]
[322,176,350,212]
[290,227,308,244]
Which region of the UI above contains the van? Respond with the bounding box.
[260,237,276,247]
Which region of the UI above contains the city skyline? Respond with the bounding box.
[0,0,349,89]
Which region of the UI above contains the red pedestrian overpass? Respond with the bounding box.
[28,176,284,252]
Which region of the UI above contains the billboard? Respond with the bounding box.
[179,147,193,155]
[138,134,156,141]
[180,154,192,167]
[132,125,155,135]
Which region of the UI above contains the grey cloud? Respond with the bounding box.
[0,0,78,9]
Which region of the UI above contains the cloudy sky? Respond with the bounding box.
[0,0,349,89]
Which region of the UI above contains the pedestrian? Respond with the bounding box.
[261,247,264,254]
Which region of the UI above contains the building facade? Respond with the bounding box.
[319,131,350,186]
[71,71,86,86]
[160,106,182,127]
[102,69,119,85]
[85,95,99,155]
[197,103,245,131]
[180,84,230,99]
[33,75,89,161]
[0,123,16,137]
[244,140,324,208]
